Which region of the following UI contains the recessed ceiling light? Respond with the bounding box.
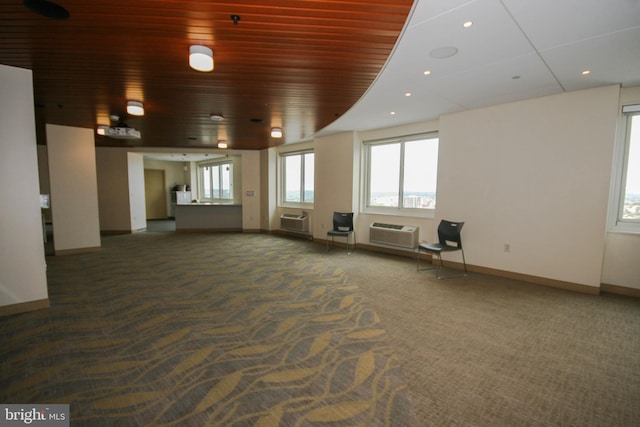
[405,92,412,97]
[390,111,396,115]
[581,70,591,76]
[463,21,473,28]
[423,70,431,76]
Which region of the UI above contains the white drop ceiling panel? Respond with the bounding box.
[542,27,640,91]
[503,0,640,50]
[318,0,640,138]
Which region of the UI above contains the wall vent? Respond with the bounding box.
[369,223,419,249]
[280,213,309,233]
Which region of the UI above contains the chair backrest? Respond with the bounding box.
[332,212,354,232]
[437,220,464,248]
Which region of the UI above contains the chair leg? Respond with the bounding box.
[326,235,335,252]
[436,250,467,280]
[461,248,468,274]
[327,233,356,254]
[347,232,356,254]
[417,249,438,272]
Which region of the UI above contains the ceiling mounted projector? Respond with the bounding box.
[97,123,141,139]
[106,126,141,139]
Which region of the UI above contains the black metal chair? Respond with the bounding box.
[417,219,467,279]
[326,212,356,254]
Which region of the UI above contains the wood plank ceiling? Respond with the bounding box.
[0,0,414,150]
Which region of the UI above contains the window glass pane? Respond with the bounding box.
[369,143,400,207]
[622,114,640,220]
[403,138,438,209]
[221,163,232,199]
[303,153,314,203]
[211,165,221,199]
[284,155,302,202]
[202,166,211,199]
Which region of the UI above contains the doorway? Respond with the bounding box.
[144,169,167,220]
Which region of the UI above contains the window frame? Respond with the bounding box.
[197,159,234,203]
[609,104,640,233]
[279,149,315,208]
[362,132,439,218]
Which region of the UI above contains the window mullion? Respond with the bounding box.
[299,155,305,203]
[219,165,224,199]
[211,166,215,199]
[618,116,633,222]
[398,140,406,208]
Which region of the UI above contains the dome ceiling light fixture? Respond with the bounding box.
[217,141,228,149]
[127,100,144,116]
[189,45,214,72]
[270,127,283,138]
[210,114,224,121]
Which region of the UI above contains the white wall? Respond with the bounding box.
[240,150,261,231]
[438,85,620,287]
[602,233,640,288]
[94,148,145,232]
[0,64,48,309]
[260,148,277,231]
[96,147,132,232]
[128,153,146,230]
[313,132,359,237]
[47,124,101,253]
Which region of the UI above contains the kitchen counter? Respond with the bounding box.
[175,203,242,231]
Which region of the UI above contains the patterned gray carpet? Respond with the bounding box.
[338,249,640,426]
[2,232,414,426]
[3,231,640,426]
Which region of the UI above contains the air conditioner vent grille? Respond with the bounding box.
[369,223,419,249]
[280,213,309,233]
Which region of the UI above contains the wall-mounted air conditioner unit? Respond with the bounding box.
[369,223,419,249]
[280,213,309,233]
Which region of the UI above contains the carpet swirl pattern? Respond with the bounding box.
[1,233,415,426]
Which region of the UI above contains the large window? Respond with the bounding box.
[613,106,640,229]
[281,151,314,205]
[199,161,233,202]
[364,133,438,215]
